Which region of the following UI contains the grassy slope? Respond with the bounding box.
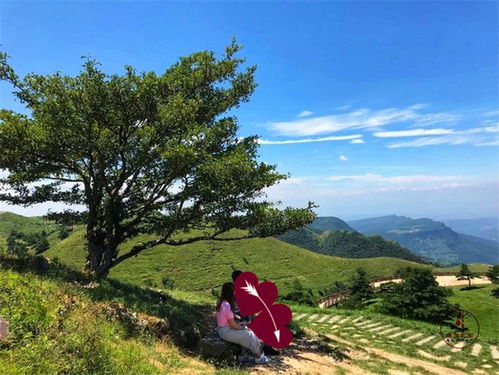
[0,266,245,375]
[447,284,498,342]
[45,226,433,294]
[0,212,59,253]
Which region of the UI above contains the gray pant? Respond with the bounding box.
[217,326,262,356]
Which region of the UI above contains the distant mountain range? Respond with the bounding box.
[277,217,430,264]
[348,215,499,266]
[443,217,498,242]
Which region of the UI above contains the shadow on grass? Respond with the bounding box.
[0,255,208,346]
[0,255,351,372]
[459,286,485,291]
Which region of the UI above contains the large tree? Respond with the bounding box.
[0,42,316,278]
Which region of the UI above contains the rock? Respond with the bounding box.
[199,330,240,362]
[104,302,170,338]
[0,318,8,341]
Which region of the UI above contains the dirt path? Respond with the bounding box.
[372,275,491,288]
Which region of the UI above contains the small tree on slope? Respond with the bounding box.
[0,42,316,278]
[456,263,477,289]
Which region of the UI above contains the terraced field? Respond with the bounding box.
[292,310,499,374]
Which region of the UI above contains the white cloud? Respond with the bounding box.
[268,105,458,137]
[374,128,454,138]
[339,155,349,162]
[388,133,498,148]
[350,139,366,144]
[476,139,499,146]
[257,134,361,145]
[297,110,313,117]
[335,105,352,111]
[324,174,464,184]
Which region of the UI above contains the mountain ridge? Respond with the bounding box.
[348,215,499,265]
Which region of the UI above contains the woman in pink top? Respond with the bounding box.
[216,282,268,364]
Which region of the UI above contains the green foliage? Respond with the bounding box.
[378,268,454,323]
[338,268,374,309]
[456,263,478,288]
[282,280,316,306]
[0,43,315,278]
[58,225,71,240]
[277,226,428,264]
[486,264,499,284]
[350,268,374,301]
[6,230,28,256]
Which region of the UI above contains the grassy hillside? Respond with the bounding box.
[0,261,247,375]
[44,225,432,295]
[0,212,59,253]
[277,227,428,264]
[447,284,498,342]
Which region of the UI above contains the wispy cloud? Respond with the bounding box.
[350,139,366,144]
[297,110,313,118]
[388,131,498,148]
[335,105,352,111]
[374,128,454,138]
[339,155,349,162]
[324,173,464,184]
[258,134,362,145]
[268,106,458,136]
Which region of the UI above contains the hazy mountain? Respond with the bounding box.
[444,217,498,242]
[348,215,499,265]
[277,217,429,264]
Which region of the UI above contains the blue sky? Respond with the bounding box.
[0,1,497,220]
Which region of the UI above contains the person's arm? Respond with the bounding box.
[228,317,245,330]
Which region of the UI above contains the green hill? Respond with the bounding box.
[45,225,431,295]
[276,217,428,264]
[308,216,355,233]
[0,212,59,253]
[349,215,499,265]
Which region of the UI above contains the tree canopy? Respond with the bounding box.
[0,41,316,277]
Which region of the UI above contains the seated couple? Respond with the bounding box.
[215,270,278,364]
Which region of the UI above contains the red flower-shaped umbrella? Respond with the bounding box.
[234,272,293,348]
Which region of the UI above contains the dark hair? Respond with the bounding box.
[231,270,243,282]
[216,282,235,311]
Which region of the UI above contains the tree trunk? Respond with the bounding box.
[468,277,471,288]
[85,236,115,279]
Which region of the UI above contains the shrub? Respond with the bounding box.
[282,280,316,306]
[378,268,454,323]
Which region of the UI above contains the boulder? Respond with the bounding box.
[199,330,240,362]
[0,318,8,341]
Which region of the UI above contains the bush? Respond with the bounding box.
[350,268,373,302]
[282,280,316,306]
[378,268,454,322]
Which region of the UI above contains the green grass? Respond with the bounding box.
[0,212,59,254]
[448,283,499,343]
[0,259,248,375]
[293,303,498,373]
[44,226,434,296]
